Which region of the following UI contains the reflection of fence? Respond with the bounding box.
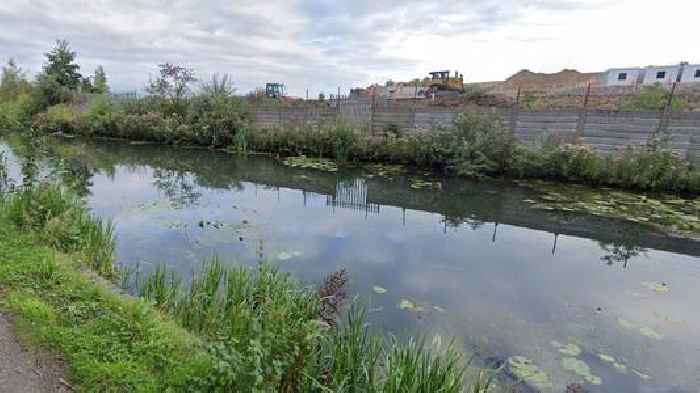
[326,178,380,214]
[250,99,700,161]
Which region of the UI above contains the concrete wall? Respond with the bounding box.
[249,103,700,161]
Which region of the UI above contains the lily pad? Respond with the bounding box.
[561,357,602,385]
[632,369,651,381]
[398,299,424,313]
[613,362,628,374]
[557,343,582,357]
[598,353,615,363]
[617,318,636,330]
[507,356,553,391]
[372,286,388,294]
[641,281,669,293]
[277,251,302,261]
[639,326,663,340]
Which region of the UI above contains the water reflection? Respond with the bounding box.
[2,134,700,393]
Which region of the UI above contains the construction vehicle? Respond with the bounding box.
[265,83,286,98]
[426,70,464,95]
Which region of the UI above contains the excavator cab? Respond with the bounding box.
[265,83,286,98]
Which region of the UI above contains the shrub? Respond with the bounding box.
[4,184,115,276]
[0,94,32,131]
[32,103,78,134]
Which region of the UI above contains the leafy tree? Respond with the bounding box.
[146,63,196,115]
[41,40,82,90]
[92,65,109,94]
[147,63,196,101]
[1,58,31,101]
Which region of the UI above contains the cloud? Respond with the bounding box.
[1,0,692,97]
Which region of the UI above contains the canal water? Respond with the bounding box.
[2,135,699,392]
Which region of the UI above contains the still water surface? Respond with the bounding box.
[2,136,699,392]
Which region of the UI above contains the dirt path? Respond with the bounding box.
[0,312,71,393]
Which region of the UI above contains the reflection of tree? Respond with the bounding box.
[152,169,202,207]
[599,231,647,268]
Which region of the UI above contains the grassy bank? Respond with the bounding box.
[0,173,492,391]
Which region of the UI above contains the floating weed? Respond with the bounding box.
[282,155,338,172]
[365,164,405,179]
[372,285,388,294]
[409,178,442,190]
[632,369,651,381]
[639,326,663,340]
[398,299,425,313]
[551,341,582,357]
[641,281,669,293]
[276,250,302,261]
[506,356,552,391]
[561,357,602,386]
[516,180,700,236]
[613,362,628,374]
[617,318,636,330]
[597,353,615,363]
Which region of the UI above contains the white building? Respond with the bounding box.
[680,64,700,84]
[601,64,700,87]
[601,68,644,86]
[641,65,681,86]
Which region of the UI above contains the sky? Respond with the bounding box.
[0,0,698,97]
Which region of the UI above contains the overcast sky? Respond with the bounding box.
[0,0,697,97]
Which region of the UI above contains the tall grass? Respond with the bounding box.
[3,183,116,277]
[130,260,473,392]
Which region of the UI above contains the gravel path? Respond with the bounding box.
[0,312,71,393]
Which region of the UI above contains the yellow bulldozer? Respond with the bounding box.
[426,70,464,94]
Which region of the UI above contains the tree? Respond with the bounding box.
[80,76,93,93]
[147,63,196,101]
[0,58,30,101]
[41,40,82,90]
[146,63,196,115]
[200,73,234,98]
[93,65,109,94]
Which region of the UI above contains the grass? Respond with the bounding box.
[0,212,217,392]
[0,182,489,392]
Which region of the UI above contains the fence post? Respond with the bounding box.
[576,83,591,137]
[509,87,521,135]
[369,93,376,135]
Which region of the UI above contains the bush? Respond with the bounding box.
[32,103,78,134]
[0,94,32,132]
[4,184,115,276]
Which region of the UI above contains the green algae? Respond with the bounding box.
[409,178,442,190]
[557,343,582,357]
[507,356,553,391]
[639,326,663,340]
[282,156,338,172]
[641,281,669,293]
[365,164,405,179]
[276,251,302,261]
[597,353,615,363]
[372,285,388,294]
[398,299,425,313]
[632,369,651,381]
[613,362,628,374]
[561,357,602,385]
[515,179,700,237]
[617,318,636,330]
